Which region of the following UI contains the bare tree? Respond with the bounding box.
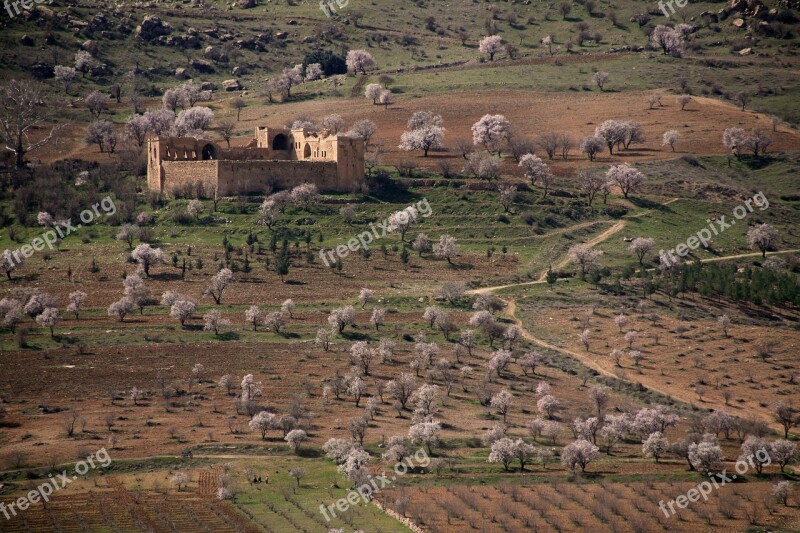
[1,80,62,168]
[218,120,236,148]
[735,91,750,111]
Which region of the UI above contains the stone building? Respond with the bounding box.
[147,126,365,196]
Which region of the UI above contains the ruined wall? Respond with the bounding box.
[335,137,366,191]
[161,161,219,195]
[149,127,365,196]
[216,161,339,195]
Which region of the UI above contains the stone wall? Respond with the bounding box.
[216,160,339,195]
[148,128,365,196]
[334,137,366,191]
[161,160,218,195]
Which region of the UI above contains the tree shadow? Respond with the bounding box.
[628,197,673,211]
[738,155,775,170]
[341,331,373,341]
[296,447,323,458]
[150,272,183,282]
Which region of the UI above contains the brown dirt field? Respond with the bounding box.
[378,481,800,532]
[0,478,257,532]
[519,295,800,429]
[40,90,800,178]
[1,287,722,471]
[236,90,800,171]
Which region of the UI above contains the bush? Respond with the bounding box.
[172,211,194,225]
[396,159,418,177]
[303,49,347,76]
[602,205,629,218]
[680,155,703,167]
[438,160,455,178]
[521,211,536,225]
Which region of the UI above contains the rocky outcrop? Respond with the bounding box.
[728,0,767,18]
[223,79,242,91]
[136,15,172,41]
[191,59,215,73]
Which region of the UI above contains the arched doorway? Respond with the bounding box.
[303,143,312,159]
[201,144,217,160]
[272,134,288,150]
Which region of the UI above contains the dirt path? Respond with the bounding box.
[467,193,798,419]
[696,249,800,263]
[504,299,618,381]
[467,217,628,293]
[476,248,799,423]
[546,220,627,279]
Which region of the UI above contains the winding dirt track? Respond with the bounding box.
[467,196,798,421]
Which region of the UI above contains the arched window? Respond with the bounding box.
[272,134,288,150]
[201,144,217,160]
[303,144,311,159]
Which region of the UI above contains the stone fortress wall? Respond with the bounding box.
[147,126,365,196]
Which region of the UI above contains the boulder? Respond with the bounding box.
[30,63,54,79]
[90,63,111,77]
[175,67,188,79]
[699,11,719,23]
[136,15,172,41]
[223,79,242,91]
[200,81,217,91]
[234,38,258,50]
[231,66,243,76]
[237,0,257,7]
[20,34,34,46]
[275,31,288,39]
[205,45,229,62]
[732,17,745,26]
[88,13,113,32]
[738,47,752,55]
[191,59,215,73]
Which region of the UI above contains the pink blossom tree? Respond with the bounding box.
[561,439,600,472]
[747,223,779,257]
[518,153,553,192]
[479,35,504,61]
[642,431,670,463]
[346,50,376,75]
[568,244,603,279]
[471,114,511,155]
[606,163,644,199]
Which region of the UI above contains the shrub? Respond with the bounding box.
[602,205,629,218]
